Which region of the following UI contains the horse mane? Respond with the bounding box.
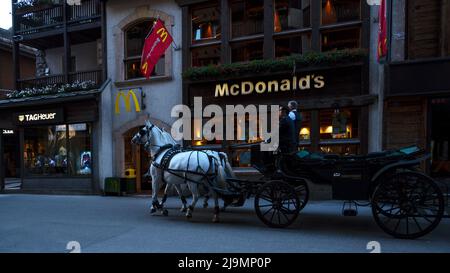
[148,123,177,145]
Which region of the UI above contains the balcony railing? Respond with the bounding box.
[14,0,101,35]
[17,69,103,90]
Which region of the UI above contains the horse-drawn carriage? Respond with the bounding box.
[219,145,448,239]
[132,121,448,239]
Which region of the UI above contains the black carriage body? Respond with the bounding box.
[251,145,423,201]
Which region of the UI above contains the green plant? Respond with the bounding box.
[6,81,97,99]
[182,48,368,81]
[16,0,57,9]
[16,0,36,9]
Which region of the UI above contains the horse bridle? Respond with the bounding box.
[142,124,173,160]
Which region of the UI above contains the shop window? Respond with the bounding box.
[231,148,252,167]
[124,19,165,80]
[299,111,311,141]
[24,126,68,176]
[319,108,358,140]
[318,108,360,155]
[231,0,264,38]
[231,39,264,62]
[321,27,360,52]
[275,34,311,57]
[274,0,311,32]
[191,45,221,67]
[68,123,92,176]
[23,123,92,177]
[192,2,221,45]
[321,0,360,25]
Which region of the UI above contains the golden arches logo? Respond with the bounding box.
[115,90,141,114]
[157,27,169,43]
[141,62,148,75]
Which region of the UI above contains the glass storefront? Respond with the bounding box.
[23,123,92,176]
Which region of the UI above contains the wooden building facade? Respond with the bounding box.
[384,0,450,178]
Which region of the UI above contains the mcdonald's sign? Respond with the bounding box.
[115,89,141,114]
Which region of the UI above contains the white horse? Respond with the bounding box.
[131,120,227,222]
[154,127,236,212]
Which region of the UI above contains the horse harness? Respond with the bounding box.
[150,143,218,186]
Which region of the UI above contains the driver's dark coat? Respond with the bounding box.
[279,116,296,153]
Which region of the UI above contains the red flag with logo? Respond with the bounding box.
[140,19,173,79]
[377,0,388,61]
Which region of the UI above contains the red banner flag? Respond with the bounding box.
[140,19,173,79]
[377,0,388,61]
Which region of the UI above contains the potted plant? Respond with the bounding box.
[15,0,58,14]
[15,0,37,14]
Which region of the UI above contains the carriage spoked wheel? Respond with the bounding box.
[255,181,300,228]
[371,171,444,239]
[295,181,309,211]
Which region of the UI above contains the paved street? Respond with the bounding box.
[0,194,449,253]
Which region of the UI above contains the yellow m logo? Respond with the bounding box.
[115,90,141,114]
[157,27,169,43]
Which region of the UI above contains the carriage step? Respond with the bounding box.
[342,201,358,216]
[343,209,358,216]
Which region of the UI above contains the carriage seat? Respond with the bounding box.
[295,150,339,160]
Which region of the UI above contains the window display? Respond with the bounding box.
[23,123,92,177]
[68,123,92,176]
[24,126,67,176]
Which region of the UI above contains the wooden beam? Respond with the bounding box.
[182,6,191,69]
[220,0,230,64]
[359,106,369,154]
[63,1,71,83]
[310,110,319,152]
[441,0,449,56]
[310,0,321,51]
[263,0,274,59]
[11,0,20,90]
[101,0,107,82]
[12,42,20,91]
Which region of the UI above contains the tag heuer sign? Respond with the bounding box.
[15,109,64,125]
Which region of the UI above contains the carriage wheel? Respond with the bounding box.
[295,181,309,211]
[371,171,444,239]
[255,181,300,228]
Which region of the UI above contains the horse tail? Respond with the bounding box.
[215,162,228,189]
[219,152,236,178]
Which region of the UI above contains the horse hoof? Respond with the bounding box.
[212,216,220,223]
[180,207,187,213]
[150,208,157,214]
[162,209,169,216]
[186,213,192,219]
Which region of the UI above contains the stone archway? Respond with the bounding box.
[113,113,172,178]
[113,7,174,82]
